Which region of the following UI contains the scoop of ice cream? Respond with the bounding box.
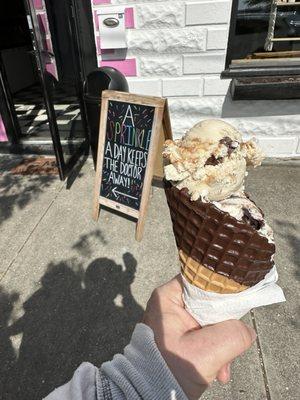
[241,140,265,167]
[212,194,274,243]
[163,119,264,201]
[186,119,242,143]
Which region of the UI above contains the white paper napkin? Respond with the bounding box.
[182,266,286,326]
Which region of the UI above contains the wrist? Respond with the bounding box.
[102,323,189,400]
[156,340,208,400]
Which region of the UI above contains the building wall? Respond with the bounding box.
[91,0,300,157]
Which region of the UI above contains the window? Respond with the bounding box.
[223,0,300,99]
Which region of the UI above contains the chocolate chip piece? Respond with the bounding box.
[205,155,224,166]
[180,187,189,195]
[242,208,264,230]
[219,136,232,146]
[219,136,239,156]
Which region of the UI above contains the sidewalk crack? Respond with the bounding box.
[251,310,272,400]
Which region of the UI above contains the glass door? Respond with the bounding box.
[24,0,89,179]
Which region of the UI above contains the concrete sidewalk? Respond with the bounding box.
[0,156,299,400]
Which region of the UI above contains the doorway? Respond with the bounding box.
[0,0,96,179]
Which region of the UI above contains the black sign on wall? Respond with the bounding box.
[100,100,155,210]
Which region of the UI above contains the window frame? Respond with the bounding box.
[222,0,300,79]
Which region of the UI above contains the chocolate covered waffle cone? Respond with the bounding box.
[164,181,275,292]
[180,250,248,294]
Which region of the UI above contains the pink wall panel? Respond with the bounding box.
[0,114,8,142]
[125,8,135,29]
[100,59,137,77]
[46,63,58,80]
[37,13,48,35]
[45,38,53,53]
[93,3,136,76]
[93,0,111,4]
[94,11,99,30]
[33,0,43,9]
[96,36,101,54]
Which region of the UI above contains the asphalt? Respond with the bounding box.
[0,156,299,400]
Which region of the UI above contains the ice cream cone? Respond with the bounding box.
[180,250,248,294]
[164,180,275,289]
[162,120,283,326]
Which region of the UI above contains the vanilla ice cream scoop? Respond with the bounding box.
[163,119,264,201]
[186,119,242,143]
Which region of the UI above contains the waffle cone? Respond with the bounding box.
[164,180,275,288]
[180,250,248,293]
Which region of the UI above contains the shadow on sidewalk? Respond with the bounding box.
[0,169,57,227]
[0,252,143,400]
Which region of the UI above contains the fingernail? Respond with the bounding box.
[249,327,257,342]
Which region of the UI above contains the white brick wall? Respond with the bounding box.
[204,76,230,95]
[135,1,185,28]
[183,52,226,74]
[128,78,162,96]
[185,1,231,25]
[255,137,299,157]
[94,0,300,157]
[162,77,203,96]
[128,26,206,54]
[207,26,229,50]
[139,55,183,76]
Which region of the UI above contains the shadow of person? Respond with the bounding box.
[4,253,143,400]
[0,287,19,397]
[80,253,143,366]
[5,261,84,400]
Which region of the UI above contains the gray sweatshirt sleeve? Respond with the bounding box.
[44,323,188,400]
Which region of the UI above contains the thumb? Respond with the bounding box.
[186,319,256,382]
[205,320,256,368]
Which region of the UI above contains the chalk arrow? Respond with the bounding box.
[112,187,138,201]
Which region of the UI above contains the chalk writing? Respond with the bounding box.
[100,101,155,210]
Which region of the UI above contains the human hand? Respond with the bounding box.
[143,275,257,400]
[123,252,137,279]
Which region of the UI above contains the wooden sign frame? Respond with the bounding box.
[92,90,172,241]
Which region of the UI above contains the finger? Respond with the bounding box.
[156,275,184,306]
[216,363,231,384]
[154,276,201,331]
[186,319,256,376]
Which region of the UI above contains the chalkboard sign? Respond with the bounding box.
[100,100,155,210]
[93,90,172,241]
